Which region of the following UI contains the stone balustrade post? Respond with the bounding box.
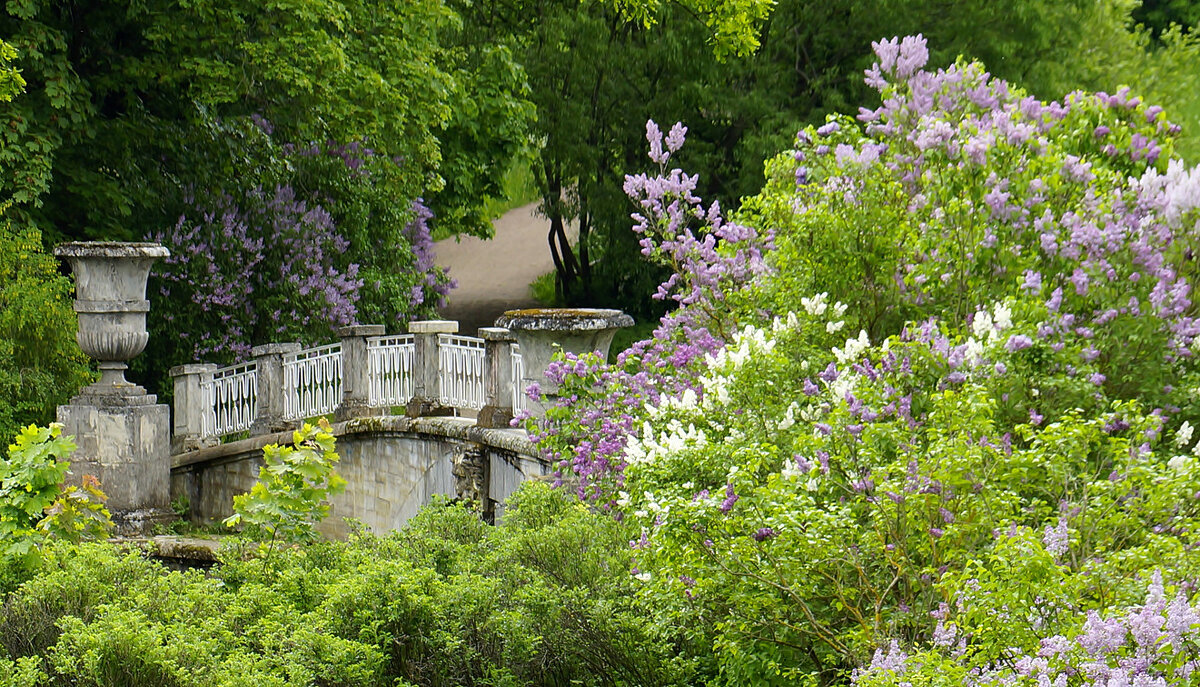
[477,327,517,428]
[335,324,386,421]
[405,320,458,417]
[169,363,218,453]
[250,342,300,435]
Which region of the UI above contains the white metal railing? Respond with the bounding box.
[203,361,257,438]
[438,333,487,410]
[283,343,342,421]
[511,344,527,414]
[367,334,415,407]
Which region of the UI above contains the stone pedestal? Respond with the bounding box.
[406,320,458,418]
[58,396,174,535]
[335,324,386,421]
[53,242,173,536]
[249,342,300,435]
[170,363,218,453]
[477,327,517,428]
[495,308,633,417]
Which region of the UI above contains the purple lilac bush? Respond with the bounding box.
[148,130,453,368]
[150,185,361,362]
[526,35,1200,683]
[519,120,773,500]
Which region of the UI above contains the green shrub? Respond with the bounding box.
[0,219,93,445]
[0,483,690,686]
[223,419,346,546]
[0,424,112,568]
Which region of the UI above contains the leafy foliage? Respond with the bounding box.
[0,39,22,103]
[0,424,111,567]
[0,483,689,686]
[0,215,93,442]
[224,420,347,545]
[524,35,1200,683]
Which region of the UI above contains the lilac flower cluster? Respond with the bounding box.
[521,121,774,499]
[401,199,456,308]
[149,185,363,362]
[790,33,1200,417]
[855,571,1200,685]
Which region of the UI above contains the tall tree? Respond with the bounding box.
[457,0,1200,320]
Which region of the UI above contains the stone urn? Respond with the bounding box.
[54,242,169,400]
[496,308,633,416]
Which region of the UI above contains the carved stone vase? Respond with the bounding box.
[496,308,633,417]
[54,242,173,536]
[53,242,169,399]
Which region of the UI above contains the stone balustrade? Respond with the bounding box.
[169,320,527,452]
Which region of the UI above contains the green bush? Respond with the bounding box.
[0,483,690,686]
[0,218,93,445]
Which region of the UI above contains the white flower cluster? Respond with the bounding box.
[971,301,1013,344]
[699,323,776,406]
[802,292,848,333]
[1169,421,1200,473]
[834,329,871,365]
[623,418,709,465]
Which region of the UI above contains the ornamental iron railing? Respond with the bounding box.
[283,343,342,421]
[185,325,525,442]
[438,334,486,410]
[202,362,257,438]
[367,334,415,408]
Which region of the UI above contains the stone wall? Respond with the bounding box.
[171,415,547,537]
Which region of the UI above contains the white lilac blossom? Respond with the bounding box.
[1175,421,1194,449]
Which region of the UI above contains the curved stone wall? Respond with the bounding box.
[170,416,546,537]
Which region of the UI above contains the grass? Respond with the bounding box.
[530,270,560,305]
[431,156,541,241]
[482,156,540,221]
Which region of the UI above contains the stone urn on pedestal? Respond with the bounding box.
[54,242,174,535]
[496,308,633,417]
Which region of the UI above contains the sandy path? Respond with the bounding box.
[434,202,568,336]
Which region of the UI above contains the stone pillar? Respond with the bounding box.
[53,242,174,536]
[169,363,218,453]
[335,324,386,421]
[249,342,300,435]
[405,320,458,418]
[496,308,633,418]
[477,327,517,428]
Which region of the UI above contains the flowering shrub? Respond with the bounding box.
[525,35,1200,683]
[146,130,453,376]
[523,120,773,500]
[150,185,362,362]
[750,34,1200,414]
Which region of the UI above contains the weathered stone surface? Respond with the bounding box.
[170,363,219,452]
[496,308,633,416]
[407,320,459,417]
[335,325,387,422]
[54,241,174,536]
[171,415,545,537]
[54,242,168,394]
[58,401,173,536]
[249,342,301,435]
[495,308,634,331]
[477,327,517,429]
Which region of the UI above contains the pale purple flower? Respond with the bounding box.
[1006,334,1033,351]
